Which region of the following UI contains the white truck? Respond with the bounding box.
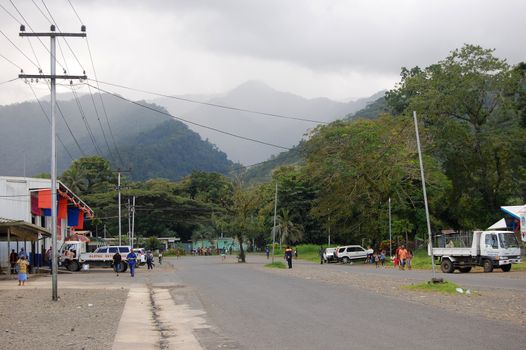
[431,230,521,273]
[59,241,135,272]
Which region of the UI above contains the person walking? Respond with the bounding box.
[265,246,270,259]
[158,251,163,265]
[126,249,137,277]
[9,249,18,274]
[18,247,28,259]
[284,246,293,269]
[17,256,29,286]
[398,245,408,270]
[319,246,324,264]
[380,250,386,268]
[113,251,122,276]
[146,251,154,270]
[46,246,53,271]
[406,249,413,270]
[374,251,380,268]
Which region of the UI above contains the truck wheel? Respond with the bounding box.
[342,257,350,264]
[120,262,128,273]
[501,264,512,272]
[483,259,493,273]
[458,267,472,273]
[440,259,454,273]
[68,261,80,272]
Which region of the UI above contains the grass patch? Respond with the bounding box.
[265,261,287,269]
[511,261,526,271]
[404,280,466,295]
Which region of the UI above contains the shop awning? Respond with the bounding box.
[0,217,51,241]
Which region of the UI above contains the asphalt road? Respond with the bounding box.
[167,256,525,350]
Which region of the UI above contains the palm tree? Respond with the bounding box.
[60,165,87,194]
[277,208,303,246]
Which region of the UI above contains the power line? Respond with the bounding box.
[88,79,329,125]
[0,53,22,70]
[8,0,67,71]
[41,0,85,72]
[0,3,20,23]
[56,99,87,157]
[28,82,74,161]
[66,0,83,24]
[85,40,125,167]
[65,0,125,167]
[86,83,292,151]
[71,87,103,155]
[0,29,40,69]
[0,77,19,85]
[85,83,116,161]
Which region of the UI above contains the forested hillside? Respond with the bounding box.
[0,93,234,180]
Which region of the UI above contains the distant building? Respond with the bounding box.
[0,176,93,271]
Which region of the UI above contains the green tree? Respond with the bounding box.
[386,44,526,227]
[60,156,114,195]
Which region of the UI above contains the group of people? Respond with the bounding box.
[111,249,162,277]
[393,245,413,270]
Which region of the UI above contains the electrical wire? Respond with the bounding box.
[71,87,103,155]
[86,83,292,151]
[66,0,126,167]
[56,100,87,157]
[41,0,85,72]
[88,79,329,125]
[28,82,74,161]
[85,83,116,161]
[0,77,19,85]
[8,0,67,71]
[0,53,22,70]
[0,29,40,69]
[0,3,19,23]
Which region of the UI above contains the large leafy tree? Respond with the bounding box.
[386,44,526,227]
[303,116,450,245]
[60,156,115,195]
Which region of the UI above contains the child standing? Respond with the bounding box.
[17,256,29,286]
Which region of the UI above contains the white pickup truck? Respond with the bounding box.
[59,241,135,272]
[431,230,521,273]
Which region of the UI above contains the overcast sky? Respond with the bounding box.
[0,0,524,105]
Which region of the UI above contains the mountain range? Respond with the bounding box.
[0,81,384,181]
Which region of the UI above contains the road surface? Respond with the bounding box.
[165,255,525,350]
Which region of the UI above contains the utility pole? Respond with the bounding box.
[131,196,136,248]
[118,171,122,245]
[19,24,87,301]
[328,213,331,246]
[389,197,392,257]
[413,111,438,281]
[271,182,278,263]
[103,224,107,239]
[127,197,131,244]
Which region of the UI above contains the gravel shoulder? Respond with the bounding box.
[260,259,526,327]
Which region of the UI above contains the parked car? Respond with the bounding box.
[133,247,147,265]
[323,247,337,263]
[335,245,374,264]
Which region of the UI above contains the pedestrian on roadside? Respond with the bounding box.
[319,246,324,264]
[9,249,18,274]
[406,249,413,270]
[146,251,154,270]
[285,246,293,269]
[374,251,380,268]
[17,256,29,286]
[398,245,408,270]
[265,246,270,259]
[113,251,122,276]
[46,246,53,271]
[19,247,28,259]
[126,249,137,277]
[158,251,163,265]
[380,250,386,268]
[294,248,298,259]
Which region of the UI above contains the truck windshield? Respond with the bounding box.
[498,232,519,249]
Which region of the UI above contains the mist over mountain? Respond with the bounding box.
[0,93,232,179]
[153,81,383,164]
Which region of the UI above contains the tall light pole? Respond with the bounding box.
[118,170,122,245]
[388,197,392,257]
[19,24,87,301]
[271,182,278,263]
[413,111,437,280]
